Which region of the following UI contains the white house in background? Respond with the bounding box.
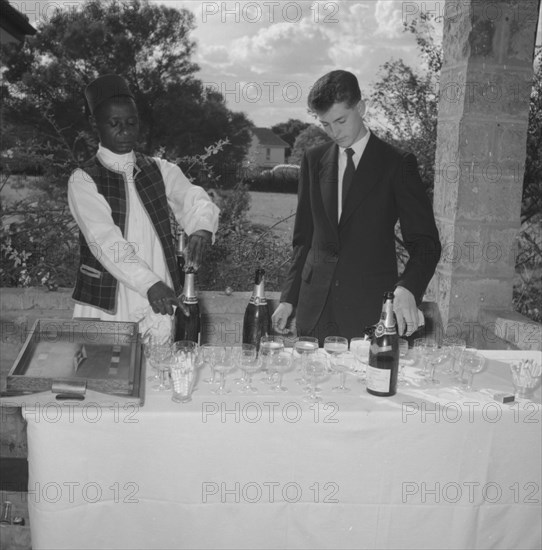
[247,127,289,169]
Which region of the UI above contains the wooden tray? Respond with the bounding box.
[6,319,145,405]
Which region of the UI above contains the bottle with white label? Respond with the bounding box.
[366,291,399,397]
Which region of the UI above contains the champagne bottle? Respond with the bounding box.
[175,228,186,288]
[366,291,399,397]
[242,268,271,351]
[174,267,200,344]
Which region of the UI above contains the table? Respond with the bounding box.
[5,349,542,549]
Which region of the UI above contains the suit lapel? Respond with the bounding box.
[339,133,383,228]
[319,143,339,229]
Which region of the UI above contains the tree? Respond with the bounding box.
[368,14,541,323]
[0,0,252,182]
[271,118,311,158]
[368,14,440,196]
[289,124,331,165]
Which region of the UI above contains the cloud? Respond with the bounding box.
[229,18,332,75]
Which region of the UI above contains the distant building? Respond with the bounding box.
[247,127,289,169]
[0,0,37,45]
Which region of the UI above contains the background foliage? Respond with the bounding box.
[0,4,540,324]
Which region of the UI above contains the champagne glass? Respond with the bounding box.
[269,351,294,392]
[150,343,173,391]
[201,343,218,384]
[397,338,411,387]
[441,337,466,375]
[413,338,438,377]
[324,336,348,374]
[303,356,328,403]
[460,350,486,391]
[331,351,356,392]
[350,337,371,383]
[142,334,160,382]
[259,335,284,384]
[293,336,318,388]
[211,345,240,395]
[424,347,445,385]
[239,344,260,394]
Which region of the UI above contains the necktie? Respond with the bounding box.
[342,147,355,211]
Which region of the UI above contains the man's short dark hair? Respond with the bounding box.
[308,70,362,113]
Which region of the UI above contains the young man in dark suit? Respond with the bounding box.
[272,70,441,345]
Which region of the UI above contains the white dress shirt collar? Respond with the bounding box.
[339,128,371,161]
[97,144,136,174]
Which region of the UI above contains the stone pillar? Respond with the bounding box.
[433,0,540,343]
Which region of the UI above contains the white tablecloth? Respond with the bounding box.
[6,350,542,549]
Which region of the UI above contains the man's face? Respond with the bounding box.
[91,97,139,155]
[317,101,366,148]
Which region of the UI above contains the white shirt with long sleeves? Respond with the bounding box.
[337,129,371,220]
[68,145,219,337]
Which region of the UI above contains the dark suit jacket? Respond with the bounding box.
[280,132,442,339]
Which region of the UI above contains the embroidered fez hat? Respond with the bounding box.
[84,74,134,114]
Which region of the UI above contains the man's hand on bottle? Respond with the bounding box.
[185,230,212,271]
[393,286,419,336]
[147,281,188,316]
[272,302,296,335]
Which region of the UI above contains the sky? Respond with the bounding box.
[155,0,445,127]
[16,0,542,128]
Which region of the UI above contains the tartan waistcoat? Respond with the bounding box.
[72,153,181,314]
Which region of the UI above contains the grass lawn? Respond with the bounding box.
[247,191,297,241]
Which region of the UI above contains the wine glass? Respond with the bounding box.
[150,344,173,391]
[259,335,284,384]
[331,352,356,392]
[413,338,438,377]
[142,334,160,383]
[238,344,260,394]
[200,343,218,384]
[441,337,466,375]
[424,347,445,385]
[293,336,318,388]
[397,338,411,387]
[324,336,348,374]
[303,356,329,403]
[268,351,294,392]
[459,350,486,391]
[350,337,371,383]
[211,345,240,395]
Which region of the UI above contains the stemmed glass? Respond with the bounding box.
[459,350,486,391]
[350,337,371,383]
[200,343,218,384]
[303,356,328,403]
[211,345,240,395]
[238,344,260,394]
[259,335,284,384]
[441,337,467,375]
[413,338,438,378]
[331,352,356,392]
[142,334,160,383]
[269,351,294,392]
[397,338,411,387]
[150,343,173,391]
[324,336,348,374]
[293,337,319,389]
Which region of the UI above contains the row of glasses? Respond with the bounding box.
[142,336,201,400]
[411,337,487,391]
